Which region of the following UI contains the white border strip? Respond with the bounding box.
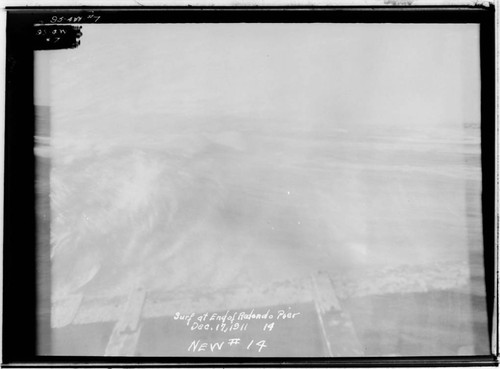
[1,0,494,7]
[0,0,497,363]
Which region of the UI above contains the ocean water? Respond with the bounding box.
[39,119,489,356]
[47,124,481,297]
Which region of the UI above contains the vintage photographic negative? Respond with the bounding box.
[33,21,490,357]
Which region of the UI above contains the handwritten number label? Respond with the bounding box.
[33,25,82,50]
[50,16,64,23]
[263,322,274,331]
[87,15,101,22]
[246,339,268,352]
[179,308,300,354]
[49,15,100,23]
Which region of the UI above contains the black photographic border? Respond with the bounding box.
[3,5,497,367]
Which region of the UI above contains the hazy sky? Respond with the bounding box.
[36,23,480,135]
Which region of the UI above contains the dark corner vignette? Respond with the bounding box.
[1,4,498,367]
[4,10,84,364]
[4,10,37,364]
[478,3,496,359]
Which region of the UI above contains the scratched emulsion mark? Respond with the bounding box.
[33,24,83,50]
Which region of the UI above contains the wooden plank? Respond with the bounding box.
[105,324,143,357]
[311,272,364,357]
[105,287,146,356]
[51,293,83,328]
